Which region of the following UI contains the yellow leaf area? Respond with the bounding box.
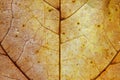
[61,0,120,80]
[0,0,120,80]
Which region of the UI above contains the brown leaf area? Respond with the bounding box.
[0,0,120,80]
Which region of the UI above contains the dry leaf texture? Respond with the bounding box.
[0,0,120,80]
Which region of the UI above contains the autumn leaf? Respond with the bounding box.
[0,0,120,80]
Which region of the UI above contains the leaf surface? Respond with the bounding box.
[0,0,120,80]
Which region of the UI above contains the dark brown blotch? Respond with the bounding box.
[37,61,40,63]
[108,12,111,15]
[72,0,76,3]
[109,18,111,21]
[115,8,118,11]
[77,22,80,25]
[35,50,39,54]
[22,24,25,27]
[48,9,53,12]
[90,61,93,64]
[15,34,18,37]
[97,25,101,28]
[62,32,65,35]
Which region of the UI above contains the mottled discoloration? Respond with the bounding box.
[61,0,120,80]
[0,0,120,80]
[0,0,59,80]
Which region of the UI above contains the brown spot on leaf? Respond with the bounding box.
[76,63,79,66]
[48,9,53,12]
[22,24,25,27]
[97,25,101,28]
[72,0,76,3]
[108,12,111,15]
[109,18,111,21]
[77,22,80,25]
[37,61,40,63]
[35,50,39,54]
[90,61,93,64]
[62,32,65,35]
[115,8,118,11]
[15,35,18,37]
